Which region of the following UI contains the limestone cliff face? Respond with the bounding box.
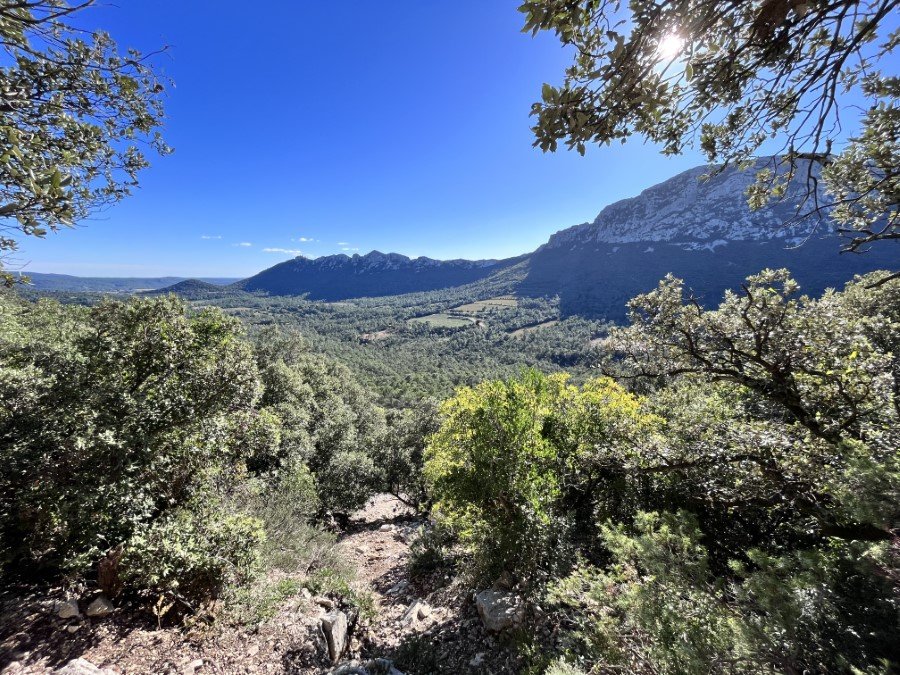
[542,159,824,250]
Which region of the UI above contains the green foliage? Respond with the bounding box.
[305,565,376,620]
[424,270,899,673]
[542,269,900,672]
[549,512,898,675]
[125,273,607,407]
[0,293,371,614]
[253,327,386,513]
[549,512,770,674]
[239,464,332,573]
[0,1,170,283]
[425,370,657,585]
[542,661,586,675]
[376,400,441,507]
[121,507,265,608]
[0,294,260,574]
[228,576,308,626]
[408,523,454,577]
[520,0,900,252]
[607,269,900,543]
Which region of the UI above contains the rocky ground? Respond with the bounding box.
[0,496,526,675]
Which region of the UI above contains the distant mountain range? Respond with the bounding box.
[517,160,898,317]
[232,251,527,299]
[21,159,898,320]
[20,272,239,293]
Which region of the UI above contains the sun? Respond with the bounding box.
[657,33,685,61]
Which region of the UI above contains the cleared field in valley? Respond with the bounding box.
[452,295,518,314]
[408,313,476,328]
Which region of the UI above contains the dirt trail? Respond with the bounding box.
[337,495,518,674]
[0,495,517,674]
[338,495,447,652]
[340,495,418,612]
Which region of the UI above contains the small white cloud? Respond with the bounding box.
[232,242,252,247]
[292,236,316,242]
[263,247,303,255]
[200,235,222,240]
[337,242,349,246]
[340,246,359,252]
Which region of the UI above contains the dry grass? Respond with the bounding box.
[407,313,475,328]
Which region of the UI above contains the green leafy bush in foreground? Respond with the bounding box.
[0,294,384,608]
[425,370,658,587]
[0,295,263,597]
[425,270,900,674]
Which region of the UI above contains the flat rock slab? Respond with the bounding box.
[85,595,113,618]
[55,658,116,674]
[475,590,525,632]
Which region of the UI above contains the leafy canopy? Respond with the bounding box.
[424,370,658,585]
[421,271,899,673]
[0,293,263,597]
[0,1,170,284]
[0,294,385,607]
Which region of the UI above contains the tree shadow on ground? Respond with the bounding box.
[0,586,157,671]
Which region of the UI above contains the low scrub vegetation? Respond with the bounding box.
[0,294,385,617]
[1,268,896,673]
[423,270,899,674]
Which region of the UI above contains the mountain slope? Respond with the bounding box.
[232,159,895,313]
[25,160,897,318]
[234,251,526,299]
[144,278,226,298]
[517,161,898,319]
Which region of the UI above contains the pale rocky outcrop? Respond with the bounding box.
[55,599,80,619]
[85,595,113,618]
[475,590,524,632]
[321,610,349,663]
[55,658,116,674]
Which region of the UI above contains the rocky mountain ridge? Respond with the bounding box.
[232,251,525,299]
[542,159,823,250]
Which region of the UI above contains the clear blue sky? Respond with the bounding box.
[20,0,710,277]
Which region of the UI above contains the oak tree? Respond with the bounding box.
[0,1,170,284]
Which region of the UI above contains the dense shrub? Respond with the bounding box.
[424,370,657,586]
[0,295,381,609]
[376,400,441,507]
[549,512,768,674]
[0,295,262,581]
[121,506,265,608]
[407,522,455,576]
[236,462,325,573]
[424,271,900,674]
[253,327,386,512]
